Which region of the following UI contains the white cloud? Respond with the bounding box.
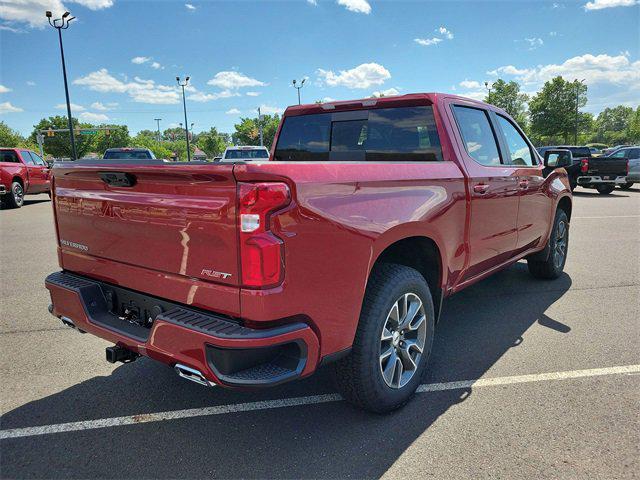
[307,0,317,4]
[0,0,112,28]
[0,101,23,114]
[372,87,400,97]
[79,111,109,123]
[131,56,151,64]
[459,80,482,89]
[91,101,117,110]
[524,37,544,50]
[458,91,486,101]
[55,102,85,111]
[337,0,371,14]
[0,84,11,93]
[246,91,261,97]
[487,65,533,76]
[584,0,638,9]
[317,62,391,89]
[26,81,36,86]
[187,90,239,102]
[0,23,25,33]
[437,26,454,40]
[151,61,162,69]
[225,108,241,115]
[185,3,196,9]
[259,104,283,115]
[321,97,336,102]
[414,37,442,46]
[74,68,181,104]
[207,71,267,89]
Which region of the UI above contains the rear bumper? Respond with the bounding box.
[45,271,320,388]
[577,175,627,185]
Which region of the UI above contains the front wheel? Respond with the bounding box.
[596,184,615,195]
[528,209,569,279]
[619,182,634,190]
[333,264,435,413]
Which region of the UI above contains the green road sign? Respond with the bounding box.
[79,129,98,135]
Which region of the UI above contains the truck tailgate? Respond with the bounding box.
[587,158,627,176]
[53,161,239,286]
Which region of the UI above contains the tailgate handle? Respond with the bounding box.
[99,172,136,187]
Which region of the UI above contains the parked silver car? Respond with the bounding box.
[608,146,640,189]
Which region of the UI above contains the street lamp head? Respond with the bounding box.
[45,10,52,17]
[301,78,306,85]
[62,11,70,17]
[176,76,180,82]
[292,79,296,85]
[185,76,190,82]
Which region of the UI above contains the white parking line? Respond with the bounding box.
[574,215,640,219]
[1,364,638,440]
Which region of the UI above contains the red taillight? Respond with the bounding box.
[238,182,290,288]
[580,158,589,173]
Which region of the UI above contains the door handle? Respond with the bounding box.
[518,179,529,189]
[473,183,490,194]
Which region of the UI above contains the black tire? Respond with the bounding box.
[4,181,24,208]
[596,184,615,195]
[528,209,569,280]
[619,182,634,190]
[333,264,435,413]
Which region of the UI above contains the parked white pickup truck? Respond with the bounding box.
[220,146,270,162]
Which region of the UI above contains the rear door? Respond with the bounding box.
[448,102,520,280]
[53,161,239,286]
[493,114,551,251]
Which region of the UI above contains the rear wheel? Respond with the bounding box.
[4,181,24,208]
[333,264,435,413]
[528,209,569,279]
[619,182,634,190]
[596,184,615,195]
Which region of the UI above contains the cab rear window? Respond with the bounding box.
[274,106,442,162]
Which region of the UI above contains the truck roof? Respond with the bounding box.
[284,92,495,117]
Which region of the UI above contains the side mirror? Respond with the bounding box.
[544,149,572,168]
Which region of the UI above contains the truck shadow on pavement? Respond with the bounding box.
[1,263,572,479]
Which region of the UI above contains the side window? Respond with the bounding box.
[496,116,534,166]
[21,151,36,165]
[610,149,627,158]
[0,150,20,163]
[30,152,47,166]
[452,106,501,166]
[629,148,640,159]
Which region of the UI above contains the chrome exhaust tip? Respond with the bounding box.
[174,364,215,387]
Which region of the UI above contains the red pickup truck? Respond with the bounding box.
[45,94,572,412]
[1,148,51,208]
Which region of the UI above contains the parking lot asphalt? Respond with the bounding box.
[1,188,639,479]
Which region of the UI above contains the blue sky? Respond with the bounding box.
[1,0,638,136]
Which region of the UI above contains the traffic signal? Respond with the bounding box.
[47,129,54,137]
[105,129,110,136]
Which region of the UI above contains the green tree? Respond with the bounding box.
[485,79,529,126]
[129,134,174,159]
[626,106,640,143]
[529,77,588,144]
[162,127,186,141]
[0,121,24,147]
[197,127,230,157]
[136,129,158,139]
[592,106,634,144]
[30,116,95,158]
[232,114,280,148]
[93,125,130,155]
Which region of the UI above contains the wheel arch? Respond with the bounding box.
[369,236,444,322]
[557,195,572,221]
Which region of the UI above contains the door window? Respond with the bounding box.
[452,106,501,166]
[0,150,20,163]
[29,151,47,166]
[496,116,535,166]
[20,151,36,165]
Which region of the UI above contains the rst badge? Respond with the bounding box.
[201,269,232,279]
[60,239,88,252]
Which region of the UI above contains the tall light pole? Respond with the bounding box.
[154,118,162,142]
[484,81,492,96]
[257,107,263,146]
[46,10,77,161]
[176,76,192,162]
[292,78,306,105]
[574,78,586,145]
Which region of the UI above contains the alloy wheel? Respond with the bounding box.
[379,293,427,389]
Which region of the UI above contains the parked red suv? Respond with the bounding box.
[0,148,51,208]
[45,94,572,412]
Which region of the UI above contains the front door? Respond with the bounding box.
[493,115,552,251]
[20,151,50,193]
[447,103,520,281]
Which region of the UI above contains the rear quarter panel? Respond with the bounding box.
[235,161,467,356]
